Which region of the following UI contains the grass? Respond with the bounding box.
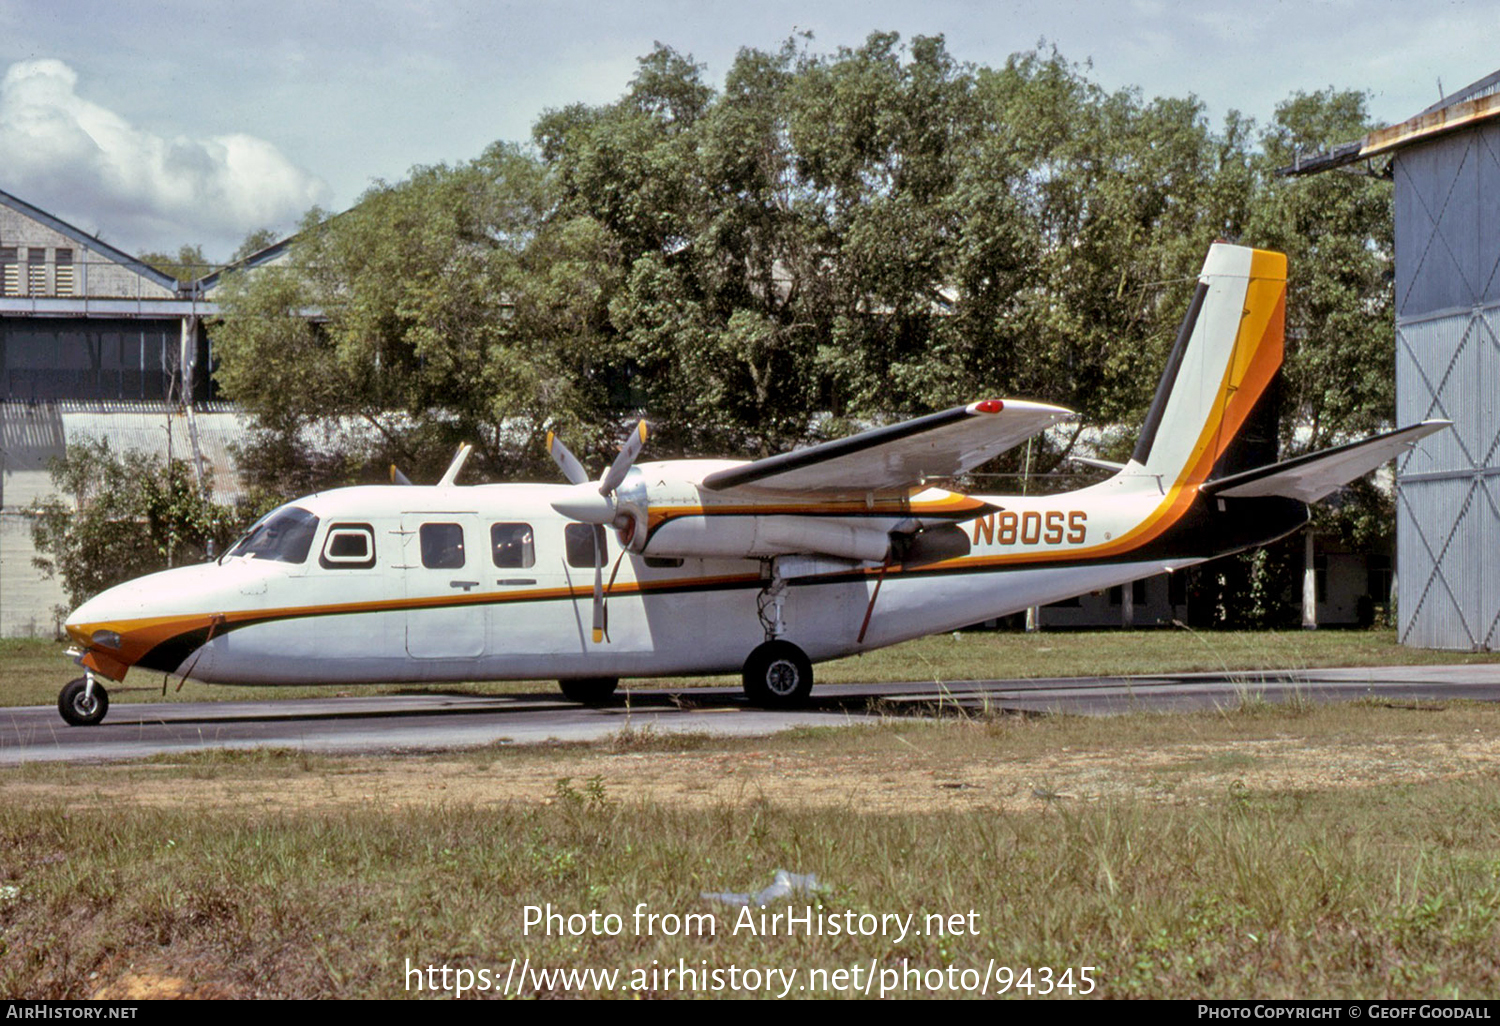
[4,702,1500,998]
[4,628,1498,710]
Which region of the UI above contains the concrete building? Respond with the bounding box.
[0,187,269,636]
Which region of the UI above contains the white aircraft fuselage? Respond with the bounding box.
[63,472,1303,689]
[55,243,1446,724]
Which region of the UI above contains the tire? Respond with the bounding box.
[558,677,619,704]
[58,677,109,727]
[742,640,813,707]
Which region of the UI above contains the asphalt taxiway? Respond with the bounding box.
[4,663,1499,764]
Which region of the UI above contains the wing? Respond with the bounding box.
[1201,421,1449,504]
[701,399,1075,494]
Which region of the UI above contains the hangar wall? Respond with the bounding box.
[1394,118,1500,650]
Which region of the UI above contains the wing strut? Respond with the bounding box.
[856,560,891,645]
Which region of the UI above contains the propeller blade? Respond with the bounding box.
[591,524,608,643]
[598,420,648,496]
[546,430,590,486]
[390,464,414,486]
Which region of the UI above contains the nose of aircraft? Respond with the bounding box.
[63,561,247,681]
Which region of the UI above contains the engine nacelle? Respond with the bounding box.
[603,463,979,567]
[642,514,893,563]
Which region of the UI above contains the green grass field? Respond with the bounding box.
[5,631,1499,999]
[4,703,1500,999]
[5,628,1498,709]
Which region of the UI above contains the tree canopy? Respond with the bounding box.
[210,34,1393,546]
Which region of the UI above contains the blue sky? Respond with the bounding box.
[3,0,1496,259]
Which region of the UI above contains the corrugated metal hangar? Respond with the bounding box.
[1291,69,1500,650]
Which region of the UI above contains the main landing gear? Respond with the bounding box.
[558,677,619,704]
[742,639,813,706]
[742,565,814,708]
[59,675,109,727]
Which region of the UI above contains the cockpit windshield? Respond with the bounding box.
[227,506,320,564]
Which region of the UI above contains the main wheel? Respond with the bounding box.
[58,677,109,727]
[742,641,813,707]
[558,677,619,705]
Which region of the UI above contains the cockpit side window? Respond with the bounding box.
[228,506,320,564]
[491,523,535,568]
[319,523,376,570]
[420,523,466,569]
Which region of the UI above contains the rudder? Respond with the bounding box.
[1130,244,1286,487]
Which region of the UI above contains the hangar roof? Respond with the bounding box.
[0,185,182,292]
[1280,68,1500,177]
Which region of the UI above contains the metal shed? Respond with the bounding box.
[1390,77,1500,650]
[1288,71,1500,649]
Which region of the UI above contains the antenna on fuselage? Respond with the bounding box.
[437,443,474,487]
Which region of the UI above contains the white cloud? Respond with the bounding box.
[0,58,329,258]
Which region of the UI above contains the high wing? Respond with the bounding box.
[1201,421,1449,504]
[700,399,1075,494]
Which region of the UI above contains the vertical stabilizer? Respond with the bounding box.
[1130,244,1287,487]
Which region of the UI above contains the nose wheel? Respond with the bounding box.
[742,640,813,707]
[59,676,109,727]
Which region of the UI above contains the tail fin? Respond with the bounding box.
[1130,244,1287,487]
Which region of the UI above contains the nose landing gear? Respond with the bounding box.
[59,675,109,727]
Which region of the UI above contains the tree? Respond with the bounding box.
[137,243,211,283]
[31,439,246,609]
[232,227,282,262]
[210,33,1396,591]
[212,143,618,486]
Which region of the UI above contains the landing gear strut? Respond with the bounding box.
[59,675,109,727]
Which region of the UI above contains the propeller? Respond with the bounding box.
[545,421,650,643]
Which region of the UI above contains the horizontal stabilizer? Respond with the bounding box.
[1201,421,1450,503]
[702,399,1074,494]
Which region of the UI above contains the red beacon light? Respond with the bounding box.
[973,399,1004,414]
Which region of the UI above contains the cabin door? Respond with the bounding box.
[400,514,486,659]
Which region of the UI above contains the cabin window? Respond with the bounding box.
[420,523,466,568]
[564,523,602,568]
[644,556,683,569]
[319,523,376,569]
[491,522,535,568]
[229,506,320,564]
